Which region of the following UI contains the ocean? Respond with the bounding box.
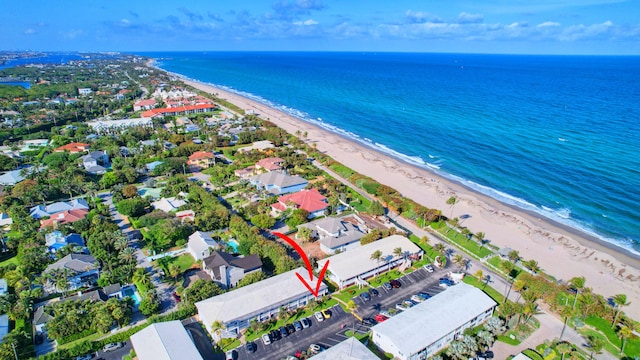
[148,52,640,256]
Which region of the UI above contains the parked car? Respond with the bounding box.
[411,295,424,303]
[439,278,455,287]
[301,317,311,328]
[369,288,380,297]
[321,309,332,319]
[270,329,281,341]
[314,311,325,322]
[75,355,93,360]
[246,341,257,353]
[279,326,289,337]
[374,314,389,322]
[359,292,371,301]
[309,343,323,354]
[286,323,296,334]
[102,342,124,352]
[295,350,308,358]
[293,320,303,332]
[395,303,408,311]
[477,351,494,359]
[383,282,392,290]
[362,318,377,326]
[403,300,416,308]
[390,279,402,288]
[379,310,392,318]
[261,333,272,345]
[424,264,435,273]
[225,350,235,360]
[418,291,431,300]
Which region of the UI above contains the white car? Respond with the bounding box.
[424,264,435,273]
[411,295,424,303]
[103,342,124,352]
[75,355,93,360]
[395,303,408,311]
[261,333,271,345]
[314,311,324,322]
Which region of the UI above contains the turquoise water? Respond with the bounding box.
[225,240,239,253]
[123,287,141,305]
[150,52,639,256]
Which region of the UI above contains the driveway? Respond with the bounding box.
[183,318,217,360]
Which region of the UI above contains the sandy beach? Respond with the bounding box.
[181,77,640,320]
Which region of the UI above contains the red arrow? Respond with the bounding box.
[274,232,329,297]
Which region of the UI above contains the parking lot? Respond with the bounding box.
[229,265,450,359]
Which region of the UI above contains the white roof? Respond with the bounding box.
[0,314,8,341]
[309,337,379,360]
[130,320,203,360]
[88,118,152,130]
[188,231,218,255]
[0,279,7,296]
[152,197,187,212]
[317,235,421,281]
[196,267,328,324]
[371,283,497,356]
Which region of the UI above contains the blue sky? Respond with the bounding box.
[2,0,639,54]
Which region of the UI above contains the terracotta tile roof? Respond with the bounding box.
[55,142,90,153]
[141,104,216,118]
[272,188,328,213]
[256,157,285,171]
[134,99,156,106]
[188,151,215,160]
[40,208,89,228]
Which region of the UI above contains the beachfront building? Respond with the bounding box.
[317,235,422,289]
[130,320,204,360]
[141,104,216,118]
[271,188,328,219]
[187,231,219,261]
[202,251,263,289]
[309,337,379,360]
[249,172,308,195]
[299,215,367,254]
[88,117,153,132]
[195,267,328,339]
[371,283,497,360]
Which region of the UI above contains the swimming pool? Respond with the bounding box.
[225,240,239,253]
[123,286,141,305]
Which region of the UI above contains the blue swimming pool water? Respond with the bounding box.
[123,287,141,305]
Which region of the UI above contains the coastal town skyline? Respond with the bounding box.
[3,0,640,55]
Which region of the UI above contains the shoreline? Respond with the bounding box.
[160,68,640,319]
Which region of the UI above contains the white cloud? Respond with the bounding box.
[294,19,318,26]
[24,28,36,34]
[457,12,483,24]
[537,21,561,28]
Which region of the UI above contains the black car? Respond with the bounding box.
[369,288,380,297]
[245,341,257,353]
[390,279,402,288]
[478,351,494,359]
[270,329,281,340]
[286,323,296,334]
[279,326,289,337]
[359,292,371,301]
[362,318,377,326]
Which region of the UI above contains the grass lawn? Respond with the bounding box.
[156,253,196,275]
[579,328,619,356]
[431,224,494,258]
[497,333,521,345]
[0,255,19,267]
[584,315,640,357]
[462,275,506,305]
[58,332,103,350]
[329,163,355,179]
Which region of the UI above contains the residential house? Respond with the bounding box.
[45,231,85,253]
[103,283,123,299]
[39,208,89,229]
[175,209,195,222]
[55,142,90,153]
[145,160,164,174]
[237,140,275,153]
[151,196,187,213]
[0,169,26,186]
[133,99,157,111]
[234,166,255,179]
[255,157,285,172]
[202,251,262,289]
[271,188,328,219]
[81,150,109,175]
[0,314,7,342]
[33,306,53,333]
[187,151,215,169]
[249,172,308,195]
[78,88,92,96]
[299,215,367,254]
[0,279,6,296]
[88,118,152,131]
[44,254,99,292]
[30,199,89,219]
[187,231,219,261]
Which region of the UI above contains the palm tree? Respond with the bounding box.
[346,300,358,313]
[507,250,520,263]
[434,243,445,253]
[611,293,630,328]
[525,259,540,274]
[559,305,573,340]
[132,268,151,287]
[447,217,459,234]
[475,231,486,252]
[211,320,226,341]
[617,325,633,354]
[557,342,572,360]
[587,334,604,359]
[370,250,383,278]
[420,236,430,247]
[473,270,483,282]
[119,247,137,265]
[446,196,457,219]
[453,254,464,271]
[569,276,586,310]
[461,228,471,241]
[169,264,181,282]
[393,247,403,260]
